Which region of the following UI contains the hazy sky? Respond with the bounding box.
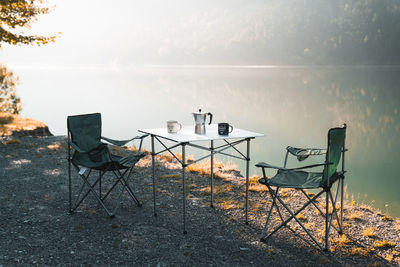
[2,0,269,68]
[2,0,399,67]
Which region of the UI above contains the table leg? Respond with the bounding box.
[151,135,157,217]
[182,143,187,234]
[245,138,250,224]
[210,140,214,208]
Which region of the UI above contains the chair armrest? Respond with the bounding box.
[255,162,287,170]
[286,146,327,161]
[101,134,149,147]
[256,161,332,171]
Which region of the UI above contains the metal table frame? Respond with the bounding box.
[139,125,263,234]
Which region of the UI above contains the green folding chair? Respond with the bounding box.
[256,124,347,251]
[67,113,148,217]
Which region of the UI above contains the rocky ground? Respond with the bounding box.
[0,135,399,266]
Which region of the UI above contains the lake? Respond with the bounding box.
[14,65,400,217]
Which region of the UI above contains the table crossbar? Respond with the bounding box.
[139,125,263,233]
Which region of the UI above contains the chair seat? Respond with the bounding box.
[72,147,145,170]
[260,169,323,189]
[116,152,145,168]
[259,169,344,189]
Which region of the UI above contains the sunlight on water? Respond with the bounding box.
[17,65,400,216]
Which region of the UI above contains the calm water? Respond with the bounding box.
[15,65,400,217]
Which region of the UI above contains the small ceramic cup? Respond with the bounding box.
[167,120,182,134]
[218,123,233,135]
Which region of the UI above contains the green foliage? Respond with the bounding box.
[0,0,56,47]
[0,64,21,114]
[0,1,56,114]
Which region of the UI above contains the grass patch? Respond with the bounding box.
[207,184,234,195]
[384,253,394,262]
[2,138,21,145]
[0,113,14,125]
[159,174,180,179]
[250,202,262,212]
[0,113,47,136]
[373,240,396,249]
[348,200,357,207]
[333,234,351,246]
[218,199,240,210]
[296,212,307,221]
[348,247,371,256]
[247,175,266,192]
[186,160,224,176]
[47,143,60,150]
[303,222,315,229]
[363,226,376,238]
[359,203,375,213]
[382,215,393,221]
[349,211,363,220]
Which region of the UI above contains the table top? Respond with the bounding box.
[139,124,264,143]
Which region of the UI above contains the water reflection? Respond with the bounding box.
[17,65,400,216]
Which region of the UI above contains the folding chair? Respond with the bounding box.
[256,124,347,251]
[67,113,148,217]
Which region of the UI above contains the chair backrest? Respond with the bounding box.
[67,113,102,152]
[321,124,346,187]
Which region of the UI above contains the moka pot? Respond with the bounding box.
[192,109,213,135]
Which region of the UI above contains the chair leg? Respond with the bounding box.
[101,167,130,201]
[323,181,344,249]
[300,189,341,234]
[68,160,72,213]
[69,162,142,217]
[121,178,142,206]
[81,174,115,217]
[271,187,285,222]
[70,168,95,212]
[110,177,127,217]
[325,190,329,251]
[99,170,102,199]
[105,166,142,216]
[329,184,342,231]
[115,167,142,206]
[70,164,115,217]
[340,177,344,235]
[78,171,114,217]
[261,189,280,241]
[262,183,325,250]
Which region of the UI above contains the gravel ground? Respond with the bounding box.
[0,136,399,266]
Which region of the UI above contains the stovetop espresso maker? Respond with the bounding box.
[192,109,213,135]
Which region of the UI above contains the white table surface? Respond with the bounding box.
[139,124,264,143]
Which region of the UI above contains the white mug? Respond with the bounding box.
[167,120,182,134]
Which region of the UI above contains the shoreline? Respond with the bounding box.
[0,134,399,266]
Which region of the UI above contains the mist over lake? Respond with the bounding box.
[13,65,400,216]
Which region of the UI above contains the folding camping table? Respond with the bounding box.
[139,124,263,233]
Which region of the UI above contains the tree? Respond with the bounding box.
[0,0,55,114]
[0,64,20,114]
[0,0,56,47]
